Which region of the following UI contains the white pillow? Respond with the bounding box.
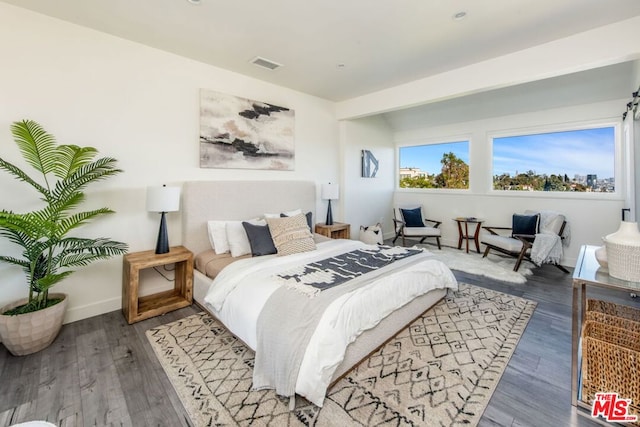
[227,218,266,257]
[207,220,229,254]
[264,208,302,219]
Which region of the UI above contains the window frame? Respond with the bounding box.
[487,119,623,199]
[396,134,472,193]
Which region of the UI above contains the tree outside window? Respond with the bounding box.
[399,141,469,189]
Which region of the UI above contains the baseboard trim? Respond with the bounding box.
[63,296,121,324]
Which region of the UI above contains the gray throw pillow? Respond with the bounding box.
[400,207,425,227]
[512,213,540,237]
[242,222,277,256]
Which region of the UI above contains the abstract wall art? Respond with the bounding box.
[199,89,295,170]
[361,149,379,178]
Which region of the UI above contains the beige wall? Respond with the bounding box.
[0,3,339,322]
[339,116,395,239]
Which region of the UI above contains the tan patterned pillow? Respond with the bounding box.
[266,213,316,256]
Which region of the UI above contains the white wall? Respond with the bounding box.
[633,59,640,220]
[394,100,628,267]
[339,116,394,239]
[0,3,339,323]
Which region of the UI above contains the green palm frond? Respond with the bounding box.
[36,271,74,291]
[55,208,115,237]
[0,211,46,242]
[1,120,127,312]
[55,145,98,179]
[10,120,58,178]
[52,157,121,202]
[0,255,29,268]
[47,191,85,218]
[0,158,50,198]
[53,237,128,268]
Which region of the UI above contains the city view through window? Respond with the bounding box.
[399,141,469,189]
[493,127,615,192]
[398,127,615,192]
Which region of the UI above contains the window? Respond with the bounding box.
[399,140,469,189]
[492,126,616,192]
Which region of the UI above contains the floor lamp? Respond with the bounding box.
[146,185,181,254]
[321,183,339,226]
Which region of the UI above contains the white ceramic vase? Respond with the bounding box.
[605,221,640,245]
[603,221,640,281]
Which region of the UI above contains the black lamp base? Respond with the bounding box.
[325,200,334,226]
[155,212,170,254]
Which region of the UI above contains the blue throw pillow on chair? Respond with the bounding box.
[512,213,540,237]
[401,207,425,227]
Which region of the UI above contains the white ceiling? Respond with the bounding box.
[3,0,640,102]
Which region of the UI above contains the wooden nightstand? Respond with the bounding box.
[122,245,193,324]
[315,222,351,239]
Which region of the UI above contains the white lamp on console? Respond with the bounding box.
[321,183,339,226]
[146,185,181,254]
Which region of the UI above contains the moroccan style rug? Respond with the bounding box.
[146,283,536,426]
[418,245,535,284]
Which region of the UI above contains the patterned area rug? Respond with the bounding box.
[146,283,536,426]
[417,245,535,284]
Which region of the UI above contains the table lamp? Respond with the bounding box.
[146,185,181,254]
[321,183,339,226]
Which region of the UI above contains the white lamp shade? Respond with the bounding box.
[146,186,181,212]
[321,183,339,200]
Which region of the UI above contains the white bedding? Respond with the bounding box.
[203,239,458,406]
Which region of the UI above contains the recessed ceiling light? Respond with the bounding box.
[453,11,467,21]
[187,0,201,4]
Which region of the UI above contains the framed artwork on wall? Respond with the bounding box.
[361,149,378,178]
[199,89,295,170]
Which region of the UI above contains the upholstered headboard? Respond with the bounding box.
[182,180,317,255]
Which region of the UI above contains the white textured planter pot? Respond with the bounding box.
[0,293,68,356]
[604,221,640,282]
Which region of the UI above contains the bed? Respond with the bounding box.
[182,180,458,407]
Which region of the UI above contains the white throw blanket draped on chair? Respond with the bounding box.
[530,211,570,266]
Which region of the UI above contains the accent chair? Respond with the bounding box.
[392,204,442,249]
[481,210,570,273]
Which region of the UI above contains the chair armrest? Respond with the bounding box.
[558,221,567,239]
[424,218,442,228]
[482,226,511,236]
[513,234,535,247]
[392,218,405,230]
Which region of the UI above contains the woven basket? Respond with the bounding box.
[586,299,640,333]
[604,240,640,282]
[581,321,640,425]
[587,299,640,320]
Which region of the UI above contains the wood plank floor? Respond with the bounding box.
[1,242,638,426]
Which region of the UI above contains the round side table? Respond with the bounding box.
[453,217,484,253]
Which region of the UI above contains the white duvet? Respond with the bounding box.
[203,239,458,407]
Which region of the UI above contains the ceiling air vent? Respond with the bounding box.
[250,56,282,71]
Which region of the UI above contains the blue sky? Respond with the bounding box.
[399,127,615,178]
[399,141,469,175]
[493,127,615,178]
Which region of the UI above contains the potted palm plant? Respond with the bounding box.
[0,119,128,355]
